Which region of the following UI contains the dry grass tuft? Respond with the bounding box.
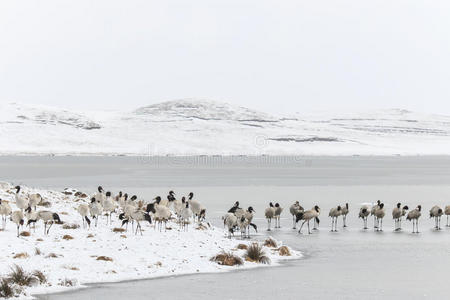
[87,233,94,238]
[75,192,88,198]
[36,238,44,242]
[263,238,277,248]
[32,270,47,284]
[7,265,38,286]
[62,223,79,229]
[62,235,74,240]
[211,252,243,266]
[13,253,29,259]
[278,246,291,256]
[96,256,113,262]
[45,253,59,258]
[19,231,30,237]
[245,243,271,264]
[236,244,248,250]
[34,248,42,256]
[120,235,127,238]
[0,278,14,298]
[112,227,126,233]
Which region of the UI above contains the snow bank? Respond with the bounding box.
[1,100,450,156]
[0,183,300,299]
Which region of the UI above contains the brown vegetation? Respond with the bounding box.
[210,252,243,266]
[278,246,291,256]
[245,243,271,264]
[96,256,113,262]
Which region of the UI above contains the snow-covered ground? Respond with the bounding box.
[0,182,300,299]
[2,99,450,156]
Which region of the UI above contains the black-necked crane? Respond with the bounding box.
[77,203,91,228]
[289,201,303,229]
[296,205,320,234]
[406,205,422,233]
[11,210,24,237]
[264,202,275,231]
[223,212,237,238]
[0,199,12,228]
[27,210,61,235]
[28,193,42,211]
[103,191,116,225]
[89,197,103,227]
[392,203,402,231]
[274,203,283,228]
[14,186,29,212]
[187,192,204,222]
[341,203,349,227]
[445,205,450,227]
[121,210,152,235]
[359,205,370,229]
[244,206,257,238]
[374,203,385,231]
[371,200,381,229]
[180,202,193,231]
[329,206,342,232]
[429,205,443,230]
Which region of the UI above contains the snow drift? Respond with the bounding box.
[1,100,450,156]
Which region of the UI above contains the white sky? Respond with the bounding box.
[1,0,450,114]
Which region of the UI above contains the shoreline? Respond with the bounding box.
[1,153,449,157]
[33,249,302,299]
[0,183,301,299]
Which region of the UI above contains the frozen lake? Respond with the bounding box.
[1,156,449,299]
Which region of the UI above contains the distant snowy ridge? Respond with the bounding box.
[1,100,450,156]
[134,99,277,122]
[1,103,101,130]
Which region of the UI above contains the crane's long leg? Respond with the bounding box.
[47,222,53,234]
[298,220,306,234]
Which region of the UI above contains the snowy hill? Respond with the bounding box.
[1,100,450,156]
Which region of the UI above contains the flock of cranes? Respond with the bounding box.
[0,186,206,237]
[261,201,450,235]
[3,185,450,239]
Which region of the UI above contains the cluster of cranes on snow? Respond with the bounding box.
[0,186,61,237]
[222,201,257,239]
[0,185,207,237]
[78,187,206,235]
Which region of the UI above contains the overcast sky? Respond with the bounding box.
[1,1,450,114]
